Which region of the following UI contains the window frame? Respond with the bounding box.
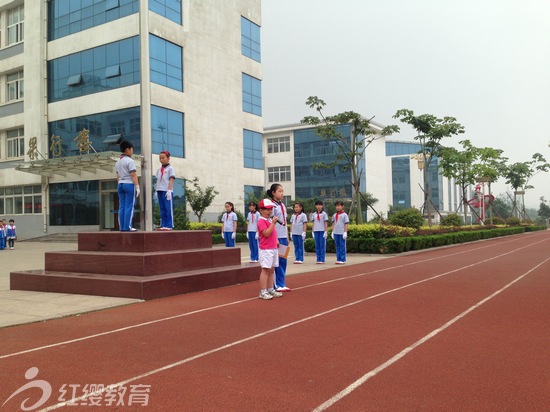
[7,5,24,46]
[268,166,291,183]
[6,128,24,159]
[267,136,290,154]
[6,70,24,101]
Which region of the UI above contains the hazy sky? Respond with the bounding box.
[261,0,550,210]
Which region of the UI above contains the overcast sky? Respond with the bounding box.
[261,0,550,210]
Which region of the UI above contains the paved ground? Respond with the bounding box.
[0,240,389,328]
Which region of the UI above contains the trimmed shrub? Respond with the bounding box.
[505,217,521,226]
[440,213,463,227]
[388,208,425,229]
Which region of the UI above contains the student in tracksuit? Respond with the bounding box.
[311,200,329,264]
[267,183,290,292]
[331,200,349,264]
[290,202,308,264]
[6,219,16,249]
[246,201,260,262]
[156,150,175,230]
[115,141,140,232]
[0,219,6,250]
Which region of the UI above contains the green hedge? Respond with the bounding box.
[304,226,528,254]
[209,225,545,252]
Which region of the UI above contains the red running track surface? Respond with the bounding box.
[1,231,549,411]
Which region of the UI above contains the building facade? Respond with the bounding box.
[264,125,466,222]
[264,122,388,221]
[0,0,263,239]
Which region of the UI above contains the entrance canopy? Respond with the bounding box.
[16,151,142,178]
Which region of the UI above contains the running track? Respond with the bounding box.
[1,231,549,411]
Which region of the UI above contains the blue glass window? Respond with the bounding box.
[242,73,262,116]
[243,129,263,169]
[48,0,139,40]
[391,157,411,208]
[149,0,182,24]
[150,34,183,92]
[386,141,422,156]
[151,105,184,157]
[241,16,261,62]
[50,181,99,225]
[48,37,140,102]
[48,107,141,157]
[293,125,353,199]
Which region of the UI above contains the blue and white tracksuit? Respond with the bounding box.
[156,163,175,229]
[6,224,16,248]
[0,224,5,250]
[222,211,238,247]
[115,155,137,232]
[311,211,328,263]
[290,212,308,261]
[332,211,349,262]
[247,211,260,261]
[272,200,288,288]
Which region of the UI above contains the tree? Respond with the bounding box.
[184,177,219,222]
[492,193,513,220]
[393,109,465,225]
[439,140,505,224]
[538,197,550,222]
[504,153,550,219]
[301,96,399,223]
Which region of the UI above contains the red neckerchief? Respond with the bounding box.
[317,212,321,221]
[160,163,169,178]
[275,200,286,225]
[226,212,230,221]
[336,211,344,222]
[251,213,255,223]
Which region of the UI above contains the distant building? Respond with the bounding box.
[0,0,263,239]
[264,125,468,222]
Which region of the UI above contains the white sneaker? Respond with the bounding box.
[259,291,273,300]
[269,289,283,298]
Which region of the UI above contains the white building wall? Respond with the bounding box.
[0,0,264,237]
[263,127,295,200]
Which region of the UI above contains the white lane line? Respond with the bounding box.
[1,234,544,360]
[36,249,547,411]
[312,257,550,412]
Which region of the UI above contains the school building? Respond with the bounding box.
[0,0,263,239]
[263,124,466,222]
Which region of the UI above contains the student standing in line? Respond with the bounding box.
[256,199,283,300]
[156,150,175,231]
[115,141,140,232]
[290,202,308,264]
[222,202,238,247]
[246,201,260,262]
[6,219,16,250]
[0,218,6,250]
[311,200,329,264]
[267,183,291,292]
[267,183,290,292]
[331,200,349,264]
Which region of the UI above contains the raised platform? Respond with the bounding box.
[10,231,259,300]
